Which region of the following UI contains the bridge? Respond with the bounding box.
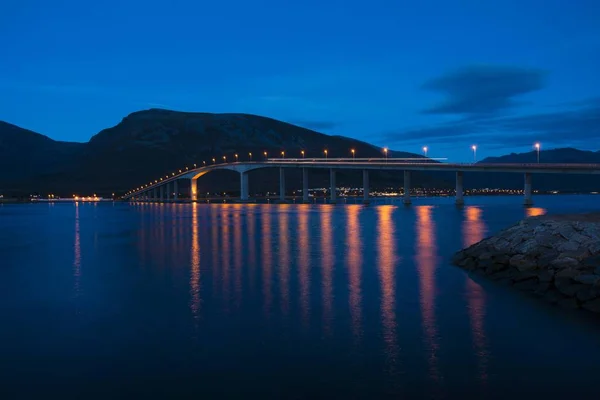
[122,158,600,206]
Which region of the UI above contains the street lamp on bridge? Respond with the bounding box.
[301,150,305,158]
[324,149,328,160]
[383,147,388,162]
[223,156,226,163]
[471,145,477,163]
[423,146,428,157]
[212,158,216,164]
[249,152,252,160]
[534,143,541,163]
[351,149,355,161]
[281,151,285,158]
[264,151,268,159]
[235,154,238,162]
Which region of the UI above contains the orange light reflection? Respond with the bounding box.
[415,205,441,382]
[346,205,363,342]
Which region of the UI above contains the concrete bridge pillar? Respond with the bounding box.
[173,180,179,201]
[165,182,171,201]
[190,178,198,201]
[159,185,164,202]
[524,172,533,206]
[330,169,337,204]
[302,168,309,203]
[153,188,158,202]
[240,171,249,201]
[403,170,412,205]
[279,168,286,202]
[362,170,370,204]
[455,171,464,206]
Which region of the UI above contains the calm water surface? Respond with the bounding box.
[2,195,600,398]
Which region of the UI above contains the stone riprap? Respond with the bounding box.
[452,213,600,313]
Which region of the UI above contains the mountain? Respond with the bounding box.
[0,121,84,189]
[0,110,442,196]
[464,148,600,192]
[2,110,599,196]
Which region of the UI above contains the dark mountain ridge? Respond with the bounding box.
[1,110,599,196]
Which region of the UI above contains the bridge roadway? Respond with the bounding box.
[123,158,600,206]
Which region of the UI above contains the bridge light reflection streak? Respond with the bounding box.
[346,205,363,343]
[261,208,273,318]
[377,206,399,373]
[462,206,489,386]
[279,205,290,315]
[321,205,334,336]
[298,205,311,328]
[415,205,441,383]
[190,202,201,328]
[233,205,243,309]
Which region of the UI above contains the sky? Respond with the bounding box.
[1,0,599,161]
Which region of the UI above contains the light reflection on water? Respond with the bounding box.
[6,198,600,398]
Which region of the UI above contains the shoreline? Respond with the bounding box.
[453,213,600,313]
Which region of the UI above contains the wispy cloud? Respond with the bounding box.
[385,97,600,148]
[422,65,546,116]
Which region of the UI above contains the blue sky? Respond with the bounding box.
[1,0,599,161]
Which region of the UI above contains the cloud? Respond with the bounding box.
[292,120,338,131]
[422,65,546,116]
[386,98,600,148]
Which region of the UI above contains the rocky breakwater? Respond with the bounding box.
[452,213,600,313]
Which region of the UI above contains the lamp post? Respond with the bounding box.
[235,154,238,162]
[223,156,226,163]
[471,145,477,163]
[324,149,328,160]
[534,143,540,163]
[423,146,428,158]
[301,150,305,158]
[351,149,355,161]
[264,151,268,160]
[249,152,252,160]
[383,147,388,162]
[281,151,285,159]
[203,161,206,166]
[212,158,216,164]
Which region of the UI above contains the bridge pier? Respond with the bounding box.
[160,185,164,202]
[330,169,336,204]
[174,180,179,201]
[302,168,309,203]
[455,171,464,206]
[403,170,412,205]
[240,171,249,201]
[363,170,370,204]
[524,172,533,206]
[190,178,198,201]
[153,188,158,202]
[279,168,286,202]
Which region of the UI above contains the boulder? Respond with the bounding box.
[534,233,561,249]
[557,241,580,253]
[537,270,554,283]
[509,255,537,271]
[550,257,579,269]
[485,263,508,275]
[555,278,584,297]
[537,250,560,268]
[576,286,600,302]
[574,274,600,285]
[492,254,510,264]
[514,239,540,255]
[555,268,579,279]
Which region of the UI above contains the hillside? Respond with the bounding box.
[2,110,599,196]
[0,110,442,196]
